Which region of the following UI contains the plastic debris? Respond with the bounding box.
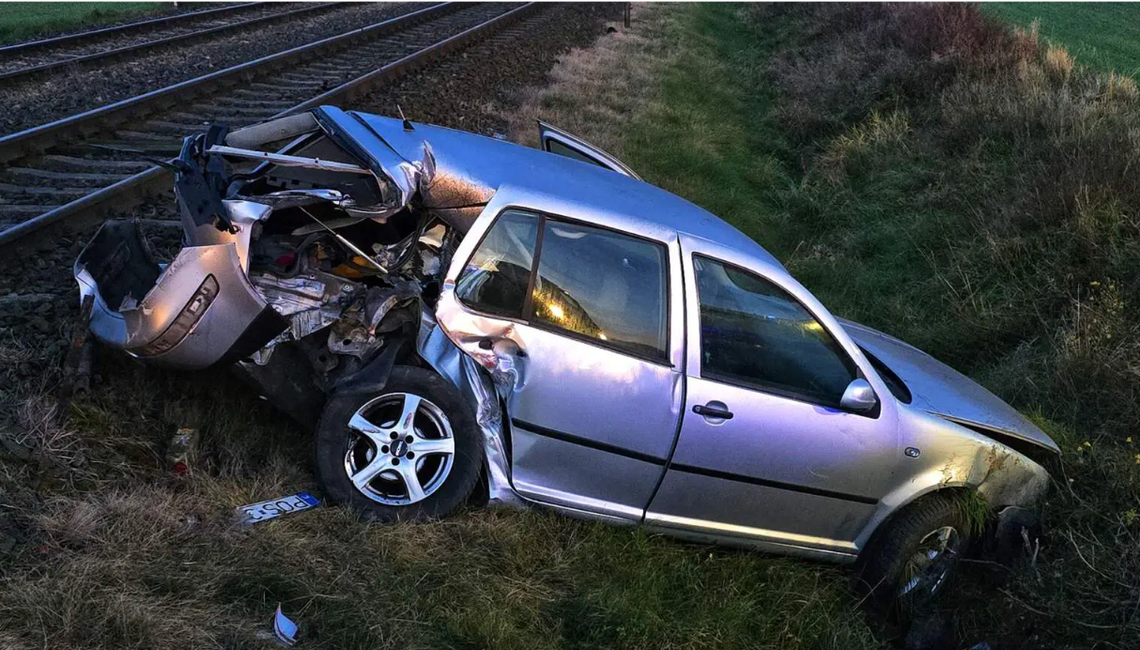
[165,426,199,475]
[274,604,298,646]
[237,491,320,525]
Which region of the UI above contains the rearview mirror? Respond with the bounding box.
[840,378,878,413]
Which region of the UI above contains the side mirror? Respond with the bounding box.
[840,378,878,413]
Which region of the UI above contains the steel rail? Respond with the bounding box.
[0,2,457,164]
[0,3,340,85]
[0,3,257,57]
[0,2,540,249]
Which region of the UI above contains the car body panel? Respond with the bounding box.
[840,319,1058,452]
[75,219,277,369]
[643,231,902,558]
[351,113,786,274]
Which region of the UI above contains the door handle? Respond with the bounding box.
[693,403,733,420]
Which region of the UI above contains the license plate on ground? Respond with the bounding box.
[237,492,320,525]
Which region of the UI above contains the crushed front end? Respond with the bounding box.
[74,107,476,425]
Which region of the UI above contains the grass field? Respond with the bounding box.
[0,2,164,44]
[984,2,1140,75]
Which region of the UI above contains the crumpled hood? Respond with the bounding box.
[841,320,1059,453]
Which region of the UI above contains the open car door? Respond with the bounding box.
[538,121,641,180]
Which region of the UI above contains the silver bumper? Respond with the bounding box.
[74,220,285,370]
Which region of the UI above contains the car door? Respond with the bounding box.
[645,233,901,559]
[538,121,642,179]
[435,197,685,520]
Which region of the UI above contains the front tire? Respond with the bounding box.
[315,365,482,522]
[858,493,973,615]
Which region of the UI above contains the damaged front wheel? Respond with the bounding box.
[315,366,481,522]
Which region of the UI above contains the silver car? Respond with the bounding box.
[74,106,1059,609]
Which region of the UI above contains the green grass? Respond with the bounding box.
[0,2,165,44]
[622,5,794,257]
[0,356,878,649]
[984,2,1140,76]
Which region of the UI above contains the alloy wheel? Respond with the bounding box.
[344,392,456,506]
[898,525,962,599]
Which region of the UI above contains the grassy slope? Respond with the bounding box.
[0,2,163,44]
[984,3,1140,76]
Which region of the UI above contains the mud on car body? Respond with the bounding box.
[75,106,1060,610]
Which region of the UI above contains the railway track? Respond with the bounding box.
[0,3,341,86]
[0,2,540,249]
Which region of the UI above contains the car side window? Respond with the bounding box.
[532,219,668,361]
[455,209,538,319]
[694,255,855,407]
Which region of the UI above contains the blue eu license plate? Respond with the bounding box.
[238,491,320,525]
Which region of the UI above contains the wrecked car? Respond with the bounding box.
[74,106,1060,609]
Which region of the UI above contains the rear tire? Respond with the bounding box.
[315,365,482,522]
[857,493,972,616]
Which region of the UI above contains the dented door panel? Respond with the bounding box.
[435,186,686,519]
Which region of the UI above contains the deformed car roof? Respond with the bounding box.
[339,109,787,272]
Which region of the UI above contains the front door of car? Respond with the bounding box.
[436,201,685,521]
[645,234,901,558]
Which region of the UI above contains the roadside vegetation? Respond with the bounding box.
[1,3,1138,648]
[0,2,163,44]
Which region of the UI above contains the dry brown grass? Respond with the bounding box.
[507,4,671,155]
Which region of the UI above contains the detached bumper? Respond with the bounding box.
[74,220,285,370]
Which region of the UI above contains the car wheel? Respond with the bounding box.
[858,493,972,615]
[315,365,482,522]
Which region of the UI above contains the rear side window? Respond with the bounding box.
[694,256,855,406]
[531,219,668,361]
[455,210,538,319]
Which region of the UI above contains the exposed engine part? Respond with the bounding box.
[250,267,361,345]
